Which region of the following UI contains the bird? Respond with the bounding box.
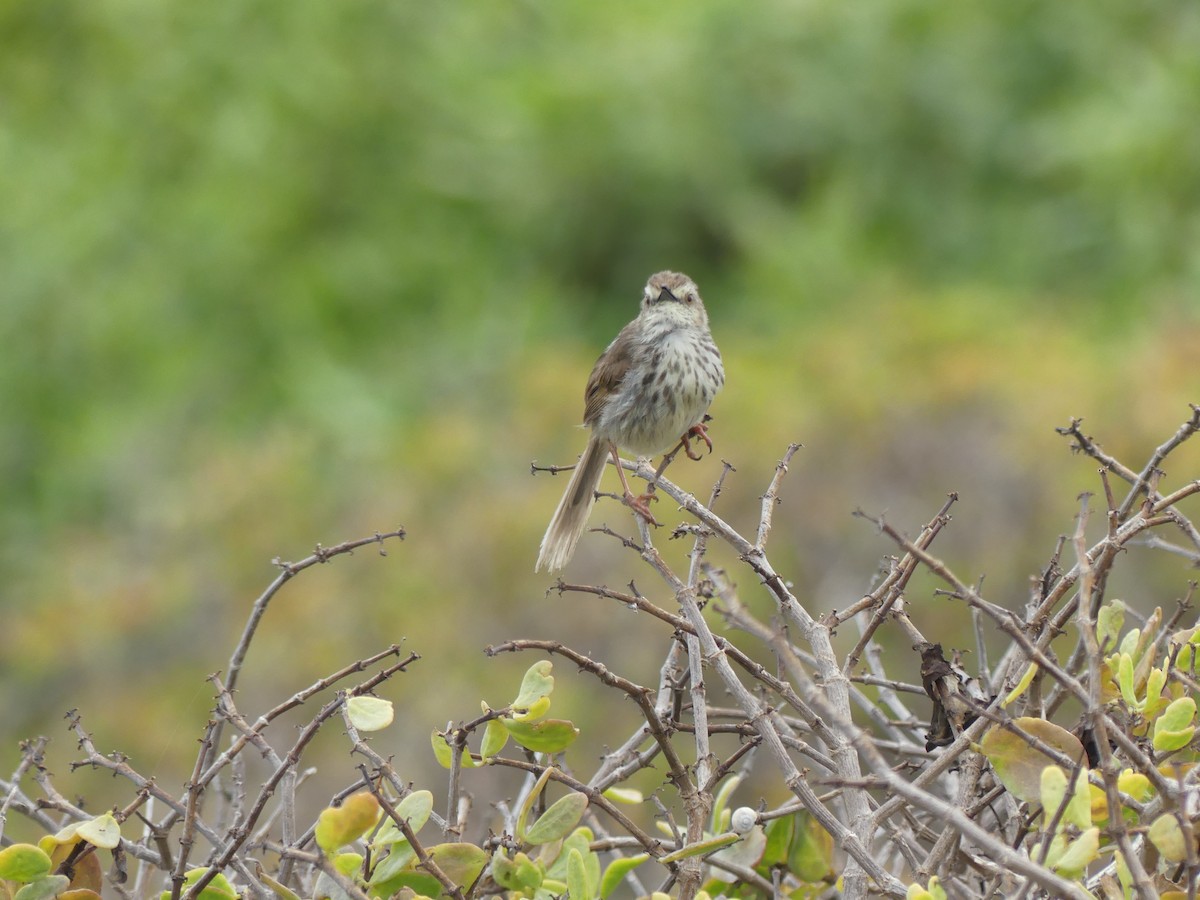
[535,271,724,573]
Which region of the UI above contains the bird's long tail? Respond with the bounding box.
[535,437,608,572]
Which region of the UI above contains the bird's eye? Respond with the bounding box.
[686,293,697,304]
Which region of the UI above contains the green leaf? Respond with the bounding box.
[659,833,740,864]
[512,661,555,715]
[394,790,434,833]
[15,875,70,900]
[490,851,543,893]
[760,815,794,868]
[480,718,509,760]
[431,731,476,770]
[544,827,593,881]
[788,815,834,884]
[77,813,121,850]
[566,849,589,900]
[525,793,589,845]
[315,792,381,854]
[348,696,395,732]
[0,845,53,883]
[1096,600,1125,652]
[426,843,487,888]
[516,766,555,842]
[504,718,579,753]
[599,854,648,898]
[1117,652,1138,709]
[367,840,415,885]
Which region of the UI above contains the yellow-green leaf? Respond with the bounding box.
[905,877,947,900]
[315,792,381,854]
[1118,628,1140,658]
[160,869,238,900]
[1153,697,1197,752]
[1002,662,1038,708]
[258,867,302,900]
[347,696,394,732]
[1052,828,1099,878]
[601,787,642,805]
[0,845,53,883]
[1039,766,1067,822]
[711,775,742,833]
[1144,667,1167,716]
[566,848,589,900]
[481,718,509,759]
[1065,768,1092,830]
[1117,769,1152,801]
[513,696,551,722]
[426,843,487,888]
[1148,814,1188,863]
[77,813,121,850]
[334,853,362,876]
[599,854,648,899]
[978,718,1087,803]
[430,731,476,769]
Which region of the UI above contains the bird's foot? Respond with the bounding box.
[682,421,713,460]
[624,490,662,527]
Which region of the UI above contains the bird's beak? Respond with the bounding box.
[656,286,678,303]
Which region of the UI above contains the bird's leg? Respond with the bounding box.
[609,443,661,527]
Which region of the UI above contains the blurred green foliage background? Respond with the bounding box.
[2,0,1197,815]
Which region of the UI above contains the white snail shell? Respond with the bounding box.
[730,807,757,834]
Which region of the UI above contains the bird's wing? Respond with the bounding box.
[582,321,637,427]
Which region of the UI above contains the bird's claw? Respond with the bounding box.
[625,491,662,527]
[683,422,713,460]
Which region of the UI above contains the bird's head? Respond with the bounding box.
[640,271,708,328]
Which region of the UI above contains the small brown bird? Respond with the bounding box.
[536,271,724,572]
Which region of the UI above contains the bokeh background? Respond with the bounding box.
[3,0,1198,827]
